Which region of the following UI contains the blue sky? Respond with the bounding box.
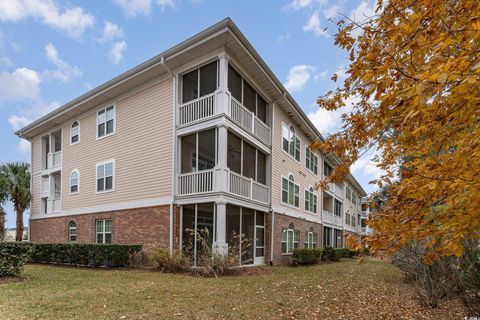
[0,0,379,228]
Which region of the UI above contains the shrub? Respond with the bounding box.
[151,249,190,273]
[31,243,142,267]
[322,247,339,262]
[456,240,480,315]
[0,242,33,277]
[292,248,322,266]
[334,248,357,258]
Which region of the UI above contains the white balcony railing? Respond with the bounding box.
[228,171,269,205]
[47,198,61,213]
[179,92,216,125]
[41,177,49,195]
[47,151,62,170]
[361,227,366,234]
[322,210,333,224]
[334,184,343,198]
[229,96,270,146]
[334,215,343,227]
[178,169,214,195]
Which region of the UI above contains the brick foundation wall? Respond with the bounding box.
[30,205,175,250]
[269,212,323,265]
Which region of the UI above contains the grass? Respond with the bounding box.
[0,259,465,319]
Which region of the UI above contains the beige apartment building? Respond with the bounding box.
[16,18,366,266]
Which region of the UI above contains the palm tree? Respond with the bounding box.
[0,162,31,241]
[0,173,8,241]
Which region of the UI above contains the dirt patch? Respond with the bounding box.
[0,276,25,285]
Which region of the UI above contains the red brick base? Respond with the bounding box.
[30,205,177,250]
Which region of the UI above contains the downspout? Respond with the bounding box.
[160,55,176,255]
[270,209,275,266]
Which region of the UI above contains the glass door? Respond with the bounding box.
[254,211,265,265]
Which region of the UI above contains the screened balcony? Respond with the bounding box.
[41,129,62,171]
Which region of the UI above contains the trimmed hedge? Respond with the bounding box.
[0,242,33,277]
[292,247,358,266]
[31,243,142,267]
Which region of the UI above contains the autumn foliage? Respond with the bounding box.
[313,0,480,260]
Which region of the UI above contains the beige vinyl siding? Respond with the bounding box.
[30,136,42,217]
[271,105,323,216]
[59,77,174,211]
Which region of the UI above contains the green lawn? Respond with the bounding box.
[0,259,464,319]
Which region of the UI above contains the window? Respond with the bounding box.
[97,161,114,192]
[282,124,300,161]
[345,212,351,225]
[181,129,216,173]
[324,162,332,177]
[352,192,357,205]
[305,147,318,174]
[334,229,343,248]
[97,106,115,138]
[334,199,342,217]
[228,65,267,123]
[281,224,299,254]
[71,121,80,144]
[346,186,351,201]
[282,175,299,207]
[304,230,317,249]
[70,170,79,193]
[304,187,317,213]
[181,61,218,103]
[323,226,332,247]
[96,219,112,244]
[68,221,77,242]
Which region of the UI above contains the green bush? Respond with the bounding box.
[322,247,339,261]
[456,240,480,315]
[31,243,142,267]
[151,248,190,273]
[0,242,33,277]
[334,248,357,258]
[292,248,322,266]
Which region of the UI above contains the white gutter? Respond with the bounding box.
[270,209,275,265]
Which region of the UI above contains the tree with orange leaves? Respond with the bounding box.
[312,0,480,261]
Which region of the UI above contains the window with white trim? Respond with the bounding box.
[70,170,79,193]
[305,147,318,174]
[304,187,317,213]
[97,106,115,138]
[96,161,114,192]
[346,186,351,201]
[96,219,112,244]
[304,230,317,249]
[71,121,79,144]
[352,192,357,205]
[281,224,299,254]
[345,212,351,225]
[324,162,332,177]
[68,221,77,242]
[282,124,300,161]
[334,199,342,217]
[282,175,299,207]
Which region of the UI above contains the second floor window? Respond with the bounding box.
[70,170,79,193]
[180,129,216,173]
[97,106,115,138]
[282,175,299,207]
[97,161,114,192]
[227,132,267,184]
[71,121,79,144]
[282,124,300,161]
[334,199,342,217]
[304,187,317,213]
[324,162,332,177]
[305,147,318,174]
[182,61,218,103]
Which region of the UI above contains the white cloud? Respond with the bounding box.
[0,68,40,105]
[99,21,124,43]
[8,115,32,130]
[44,43,81,82]
[349,1,377,38]
[314,70,327,81]
[0,0,95,38]
[0,31,13,67]
[303,11,329,37]
[109,41,127,64]
[284,65,315,93]
[18,139,31,153]
[285,0,326,10]
[307,95,358,135]
[277,33,291,43]
[156,0,176,9]
[113,0,152,16]
[351,149,385,183]
[323,5,340,20]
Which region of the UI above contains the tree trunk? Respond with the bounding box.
[0,207,5,241]
[15,204,24,242]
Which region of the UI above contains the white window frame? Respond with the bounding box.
[69,169,80,194]
[96,160,115,194]
[96,105,116,140]
[96,219,112,244]
[281,174,300,208]
[70,120,80,145]
[304,231,317,249]
[305,146,318,175]
[281,123,301,162]
[346,186,351,201]
[68,221,77,242]
[304,187,318,214]
[281,225,299,255]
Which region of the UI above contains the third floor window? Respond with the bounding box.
[182,61,218,104]
[282,124,300,161]
[97,106,115,138]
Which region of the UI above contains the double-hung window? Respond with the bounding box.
[304,231,317,249]
[305,147,318,174]
[282,175,299,207]
[97,106,115,138]
[97,161,114,192]
[352,192,357,205]
[334,199,343,217]
[71,121,80,144]
[345,212,351,225]
[346,186,351,201]
[281,225,299,254]
[68,221,77,242]
[96,219,112,244]
[304,187,317,213]
[70,170,79,193]
[282,124,300,161]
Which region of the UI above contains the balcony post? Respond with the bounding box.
[214,124,228,192]
[213,201,228,256]
[216,54,230,116]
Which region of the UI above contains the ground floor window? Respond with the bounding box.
[304,229,317,249]
[323,226,332,247]
[334,229,343,248]
[68,221,77,242]
[281,223,299,254]
[96,219,112,244]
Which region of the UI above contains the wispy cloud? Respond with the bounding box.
[44,43,82,82]
[0,68,41,105]
[113,0,177,17]
[98,21,124,43]
[303,11,329,37]
[0,0,95,38]
[109,41,127,64]
[284,64,316,93]
[277,32,291,43]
